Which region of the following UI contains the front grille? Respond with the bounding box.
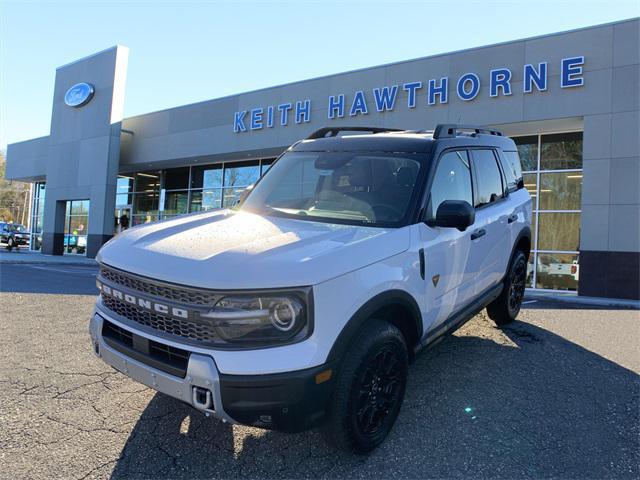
[101,294,222,345]
[102,319,190,378]
[99,265,220,306]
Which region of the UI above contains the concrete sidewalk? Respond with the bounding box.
[0,248,96,266]
[524,290,640,309]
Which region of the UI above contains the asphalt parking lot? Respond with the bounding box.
[0,262,638,479]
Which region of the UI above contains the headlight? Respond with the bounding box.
[200,291,311,346]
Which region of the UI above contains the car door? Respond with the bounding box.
[418,149,478,328]
[468,149,510,295]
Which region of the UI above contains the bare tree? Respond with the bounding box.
[0,151,31,226]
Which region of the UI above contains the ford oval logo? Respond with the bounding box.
[64,82,95,108]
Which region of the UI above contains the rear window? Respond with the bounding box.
[501,150,524,192]
[472,149,504,208]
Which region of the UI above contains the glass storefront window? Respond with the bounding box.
[535,253,579,291]
[261,160,274,175]
[538,172,582,210]
[116,176,133,206]
[163,190,189,215]
[513,132,582,292]
[540,132,583,170]
[68,199,90,216]
[514,136,538,172]
[120,158,281,224]
[133,191,159,215]
[537,212,581,251]
[190,189,222,212]
[222,187,246,207]
[134,171,161,192]
[164,167,190,190]
[224,161,260,188]
[523,173,537,199]
[64,199,89,255]
[30,182,46,250]
[191,165,223,189]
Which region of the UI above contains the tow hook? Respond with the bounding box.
[192,386,214,411]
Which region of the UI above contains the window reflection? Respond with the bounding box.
[514,136,538,172]
[540,132,583,170]
[538,172,582,210]
[538,212,581,251]
[224,161,260,187]
[535,253,579,291]
[163,191,189,215]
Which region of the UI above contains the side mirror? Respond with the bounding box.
[430,200,475,232]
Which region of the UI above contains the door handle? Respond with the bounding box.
[507,213,518,224]
[471,229,486,240]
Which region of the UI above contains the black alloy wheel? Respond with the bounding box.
[322,319,408,453]
[355,346,403,436]
[508,257,526,316]
[487,250,528,326]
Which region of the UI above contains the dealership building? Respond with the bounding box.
[5,18,639,299]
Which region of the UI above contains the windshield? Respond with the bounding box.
[240,151,426,227]
[6,224,26,232]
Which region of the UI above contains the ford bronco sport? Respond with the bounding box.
[90,124,531,453]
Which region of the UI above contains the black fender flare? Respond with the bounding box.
[502,226,531,283]
[326,289,423,364]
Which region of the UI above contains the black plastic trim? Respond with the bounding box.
[416,282,503,353]
[219,361,336,433]
[326,290,422,363]
[102,319,190,378]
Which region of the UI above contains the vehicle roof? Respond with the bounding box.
[291,130,517,153]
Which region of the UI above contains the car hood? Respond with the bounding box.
[97,210,410,289]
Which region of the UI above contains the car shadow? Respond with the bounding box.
[110,319,639,479]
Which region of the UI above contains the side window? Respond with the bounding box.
[427,150,473,220]
[500,150,523,192]
[472,149,504,208]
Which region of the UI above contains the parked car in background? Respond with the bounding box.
[0,223,30,251]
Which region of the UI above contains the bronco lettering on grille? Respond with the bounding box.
[97,280,189,319]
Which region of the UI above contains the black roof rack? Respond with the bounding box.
[433,124,503,139]
[306,126,405,139]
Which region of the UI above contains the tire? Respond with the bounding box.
[487,250,527,326]
[6,238,14,251]
[322,319,408,454]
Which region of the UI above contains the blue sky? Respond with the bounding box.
[1,0,638,150]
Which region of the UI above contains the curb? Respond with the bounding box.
[525,291,640,309]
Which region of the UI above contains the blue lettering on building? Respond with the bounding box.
[524,62,548,93]
[490,69,512,97]
[328,94,345,119]
[373,86,398,112]
[561,56,585,88]
[250,108,263,130]
[266,106,275,127]
[428,78,448,105]
[457,73,480,101]
[233,56,585,132]
[403,81,422,108]
[295,100,311,123]
[233,111,247,133]
[350,90,368,116]
[278,103,292,126]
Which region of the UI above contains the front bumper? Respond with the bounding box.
[89,312,335,432]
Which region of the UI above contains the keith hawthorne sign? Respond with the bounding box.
[233,56,585,133]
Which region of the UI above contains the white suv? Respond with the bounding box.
[90,124,532,453]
